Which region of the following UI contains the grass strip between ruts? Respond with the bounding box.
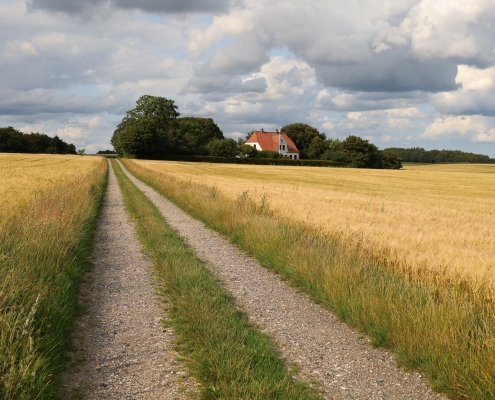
[111,159,319,400]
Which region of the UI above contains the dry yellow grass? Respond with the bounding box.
[0,154,103,221]
[129,160,495,290]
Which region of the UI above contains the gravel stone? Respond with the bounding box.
[119,160,447,400]
[61,161,198,399]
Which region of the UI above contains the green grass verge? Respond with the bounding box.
[0,159,107,400]
[111,159,319,399]
[121,158,495,400]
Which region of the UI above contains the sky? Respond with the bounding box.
[1,0,495,156]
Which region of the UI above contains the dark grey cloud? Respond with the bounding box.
[314,48,458,93]
[0,89,131,116]
[316,89,429,112]
[27,0,236,15]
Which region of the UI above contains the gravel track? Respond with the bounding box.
[119,160,447,400]
[61,161,197,399]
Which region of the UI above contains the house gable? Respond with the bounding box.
[246,130,300,159]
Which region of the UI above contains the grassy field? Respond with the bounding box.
[122,159,495,400]
[112,159,318,399]
[0,154,107,399]
[127,161,495,293]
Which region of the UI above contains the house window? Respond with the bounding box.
[283,145,286,150]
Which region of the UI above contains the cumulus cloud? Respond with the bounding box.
[330,107,427,134]
[186,0,494,94]
[432,65,495,116]
[1,0,495,154]
[421,115,495,142]
[55,116,101,139]
[402,0,495,66]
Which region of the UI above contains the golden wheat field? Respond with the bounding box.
[0,153,104,221]
[130,160,495,288]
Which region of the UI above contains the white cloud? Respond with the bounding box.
[341,107,427,131]
[432,65,495,116]
[456,64,495,90]
[242,56,316,101]
[421,115,495,142]
[18,123,50,133]
[0,0,494,155]
[401,0,495,64]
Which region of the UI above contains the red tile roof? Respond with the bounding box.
[246,131,299,153]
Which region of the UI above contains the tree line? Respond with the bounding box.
[276,123,402,169]
[0,126,76,154]
[111,95,403,169]
[383,147,495,164]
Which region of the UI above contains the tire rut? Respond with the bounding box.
[61,161,197,399]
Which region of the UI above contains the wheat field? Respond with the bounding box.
[130,160,495,290]
[0,154,103,221]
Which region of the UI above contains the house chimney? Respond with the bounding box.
[276,129,279,134]
[261,128,264,133]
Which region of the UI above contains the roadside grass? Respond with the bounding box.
[111,159,319,400]
[121,158,495,400]
[0,157,107,399]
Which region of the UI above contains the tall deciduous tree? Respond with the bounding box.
[111,95,180,157]
[173,117,224,155]
[340,135,382,168]
[281,123,326,159]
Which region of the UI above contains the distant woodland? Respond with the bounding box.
[383,147,495,164]
[0,126,76,154]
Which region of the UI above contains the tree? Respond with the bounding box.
[172,117,224,155]
[0,127,76,154]
[322,136,401,169]
[307,136,328,159]
[111,95,180,157]
[0,127,23,152]
[321,139,346,162]
[23,133,53,153]
[340,135,381,168]
[238,144,257,158]
[281,123,326,159]
[207,138,238,158]
[380,152,402,169]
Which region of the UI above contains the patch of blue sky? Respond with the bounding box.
[55,85,107,97]
[270,46,293,59]
[143,13,162,23]
[416,103,436,115]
